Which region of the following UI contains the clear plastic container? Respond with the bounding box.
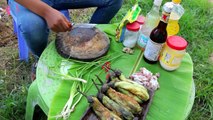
[123,22,140,48]
[160,36,187,71]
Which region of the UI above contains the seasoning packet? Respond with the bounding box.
[116,3,141,42]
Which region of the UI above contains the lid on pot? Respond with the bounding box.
[55,25,110,61]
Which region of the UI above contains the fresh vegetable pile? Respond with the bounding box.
[47,53,123,120]
[81,67,159,120]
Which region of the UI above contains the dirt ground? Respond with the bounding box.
[0,1,24,79]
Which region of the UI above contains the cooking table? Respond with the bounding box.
[34,24,195,120]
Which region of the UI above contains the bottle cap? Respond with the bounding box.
[163,2,174,13]
[167,36,187,50]
[154,0,163,6]
[136,16,145,24]
[172,0,181,4]
[126,22,140,32]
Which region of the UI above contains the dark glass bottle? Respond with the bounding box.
[143,3,173,64]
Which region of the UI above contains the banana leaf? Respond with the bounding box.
[36,24,194,120]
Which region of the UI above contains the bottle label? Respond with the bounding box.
[161,11,170,23]
[144,39,164,61]
[137,34,149,48]
[160,45,185,68]
[119,27,126,42]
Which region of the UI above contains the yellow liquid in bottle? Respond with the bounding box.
[167,12,180,36]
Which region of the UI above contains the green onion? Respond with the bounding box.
[60,82,78,119]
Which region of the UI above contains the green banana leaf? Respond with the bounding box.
[36,24,194,120]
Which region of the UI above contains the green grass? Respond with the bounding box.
[176,1,213,119]
[0,0,213,120]
[0,59,32,120]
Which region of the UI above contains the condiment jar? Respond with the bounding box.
[159,36,187,71]
[123,22,140,48]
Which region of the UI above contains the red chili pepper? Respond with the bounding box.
[102,62,111,72]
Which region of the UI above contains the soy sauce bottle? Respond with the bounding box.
[143,2,173,64]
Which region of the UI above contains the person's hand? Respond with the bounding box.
[15,0,72,32]
[44,8,72,32]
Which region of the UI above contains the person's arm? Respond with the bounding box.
[15,0,71,32]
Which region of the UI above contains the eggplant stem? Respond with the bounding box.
[95,75,104,85]
[77,87,88,98]
[91,79,101,92]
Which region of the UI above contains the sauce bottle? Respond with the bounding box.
[137,0,162,50]
[143,2,173,64]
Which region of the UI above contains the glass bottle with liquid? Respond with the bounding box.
[137,0,163,50]
[143,2,173,64]
[167,0,184,36]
